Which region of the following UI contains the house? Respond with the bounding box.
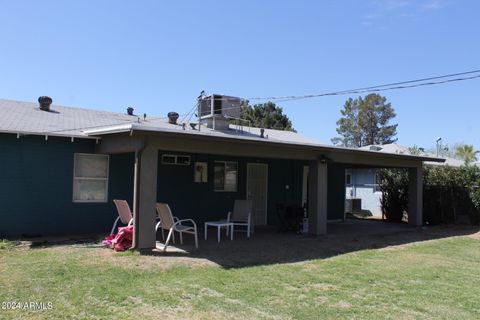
[0,97,443,249]
[345,143,465,217]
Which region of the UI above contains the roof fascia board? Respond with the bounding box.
[0,130,99,140]
[87,124,445,164]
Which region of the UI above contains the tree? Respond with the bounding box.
[408,145,423,156]
[331,94,398,147]
[239,101,295,131]
[455,144,479,165]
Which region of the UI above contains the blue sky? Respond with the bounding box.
[0,0,478,150]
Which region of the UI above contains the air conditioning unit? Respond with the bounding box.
[198,95,242,130]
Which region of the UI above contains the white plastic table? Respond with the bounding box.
[204,221,234,242]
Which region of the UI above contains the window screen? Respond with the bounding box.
[73,154,109,202]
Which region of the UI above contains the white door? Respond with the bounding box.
[247,163,268,226]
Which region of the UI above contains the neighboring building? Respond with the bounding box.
[0,97,440,248]
[345,168,383,217]
[345,143,465,217]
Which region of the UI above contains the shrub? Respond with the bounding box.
[423,166,464,225]
[379,169,409,222]
[380,165,480,225]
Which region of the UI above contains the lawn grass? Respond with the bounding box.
[1,236,480,319]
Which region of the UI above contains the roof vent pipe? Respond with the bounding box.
[168,112,179,124]
[38,96,52,111]
[260,128,265,138]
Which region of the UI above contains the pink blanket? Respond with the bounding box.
[103,225,133,251]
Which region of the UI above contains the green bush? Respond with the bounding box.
[424,166,462,224]
[379,169,409,222]
[380,165,480,225]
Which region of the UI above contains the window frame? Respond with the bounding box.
[161,154,191,166]
[72,153,109,203]
[374,172,382,193]
[213,160,238,192]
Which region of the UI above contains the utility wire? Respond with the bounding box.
[37,69,480,135]
[204,69,480,102]
[274,73,480,103]
[179,102,198,125]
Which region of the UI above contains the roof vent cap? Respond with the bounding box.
[38,96,52,111]
[168,112,179,124]
[127,107,135,116]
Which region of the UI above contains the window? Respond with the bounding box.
[73,153,109,202]
[374,172,382,192]
[346,173,352,185]
[161,154,191,165]
[214,161,238,192]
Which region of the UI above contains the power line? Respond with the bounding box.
[40,69,480,136]
[204,69,480,103]
[274,73,480,103]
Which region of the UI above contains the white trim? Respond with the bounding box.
[72,153,109,203]
[161,154,191,166]
[246,163,269,225]
[0,129,99,140]
[82,123,134,135]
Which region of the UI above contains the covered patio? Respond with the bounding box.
[142,219,479,268]
[87,123,443,251]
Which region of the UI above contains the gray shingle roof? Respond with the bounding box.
[0,98,322,146]
[359,143,465,167]
[0,98,447,163]
[0,98,143,138]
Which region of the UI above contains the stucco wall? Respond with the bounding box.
[345,168,382,217]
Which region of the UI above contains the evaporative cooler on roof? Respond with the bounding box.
[198,94,241,119]
[198,94,242,130]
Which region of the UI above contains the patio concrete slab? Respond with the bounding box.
[150,219,480,268]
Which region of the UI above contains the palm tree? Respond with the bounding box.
[455,144,479,165]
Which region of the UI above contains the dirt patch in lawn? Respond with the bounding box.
[82,247,218,270]
[467,229,480,240]
[13,221,480,270]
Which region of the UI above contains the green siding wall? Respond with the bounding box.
[0,134,134,237]
[0,132,347,237]
[156,151,307,225]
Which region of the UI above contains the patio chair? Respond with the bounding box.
[227,200,253,238]
[155,203,198,251]
[111,200,134,235]
[155,211,179,244]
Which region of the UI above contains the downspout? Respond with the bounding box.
[131,137,146,250]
